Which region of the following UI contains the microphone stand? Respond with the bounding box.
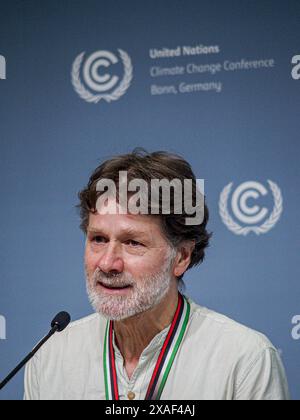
[0,325,58,391]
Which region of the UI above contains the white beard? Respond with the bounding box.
[85,247,177,321]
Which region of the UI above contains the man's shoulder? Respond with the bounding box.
[39,312,105,357]
[186,295,276,355]
[57,312,102,336]
[60,312,107,339]
[182,295,290,400]
[67,312,102,330]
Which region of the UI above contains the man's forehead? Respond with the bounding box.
[87,212,162,235]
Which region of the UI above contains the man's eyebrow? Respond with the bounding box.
[87,227,149,238]
[87,228,104,233]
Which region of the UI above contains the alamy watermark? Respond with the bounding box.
[0,54,6,80]
[0,315,6,340]
[291,55,300,80]
[291,315,300,340]
[95,171,205,225]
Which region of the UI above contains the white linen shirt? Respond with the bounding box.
[24,295,290,400]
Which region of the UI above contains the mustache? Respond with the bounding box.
[92,269,135,287]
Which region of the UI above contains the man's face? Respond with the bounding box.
[85,201,177,321]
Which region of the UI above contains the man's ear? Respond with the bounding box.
[173,240,195,278]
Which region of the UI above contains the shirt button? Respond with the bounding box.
[127,391,136,400]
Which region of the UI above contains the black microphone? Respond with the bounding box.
[0,311,71,391]
[51,311,71,332]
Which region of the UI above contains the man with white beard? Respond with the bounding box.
[24,149,290,400]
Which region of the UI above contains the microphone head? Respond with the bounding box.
[51,311,71,332]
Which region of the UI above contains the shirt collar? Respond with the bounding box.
[112,322,170,360]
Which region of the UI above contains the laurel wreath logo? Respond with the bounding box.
[71,49,133,103]
[219,180,283,235]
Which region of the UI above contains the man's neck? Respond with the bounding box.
[113,285,179,367]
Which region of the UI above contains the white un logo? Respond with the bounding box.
[71,49,133,103]
[219,180,283,236]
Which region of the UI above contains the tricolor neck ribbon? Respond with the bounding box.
[103,292,190,400]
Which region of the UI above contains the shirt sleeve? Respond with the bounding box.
[24,354,40,400]
[234,347,290,400]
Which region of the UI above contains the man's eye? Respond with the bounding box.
[125,240,143,247]
[92,236,106,243]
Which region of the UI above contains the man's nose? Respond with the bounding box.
[96,242,124,274]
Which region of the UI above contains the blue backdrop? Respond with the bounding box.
[0,0,299,400]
